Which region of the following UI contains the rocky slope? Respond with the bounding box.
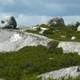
[0,29,51,52]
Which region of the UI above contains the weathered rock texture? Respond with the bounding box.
[0,29,51,52]
[58,41,80,54]
[1,16,17,29]
[48,17,64,26]
[39,66,80,80]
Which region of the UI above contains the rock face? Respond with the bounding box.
[58,42,80,54]
[38,66,80,80]
[48,17,64,26]
[0,29,51,52]
[1,16,17,29]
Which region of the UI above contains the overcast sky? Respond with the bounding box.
[0,0,80,26]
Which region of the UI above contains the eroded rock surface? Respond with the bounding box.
[39,66,80,80]
[1,16,17,29]
[0,29,51,52]
[58,41,80,54]
[48,17,64,26]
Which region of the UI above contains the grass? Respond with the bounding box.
[0,46,80,80]
[43,27,80,42]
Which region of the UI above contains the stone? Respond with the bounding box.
[39,27,48,34]
[71,36,76,40]
[38,66,80,80]
[48,17,64,26]
[77,25,80,31]
[1,16,17,29]
[0,29,51,52]
[58,41,80,54]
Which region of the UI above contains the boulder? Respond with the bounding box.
[58,41,80,54]
[1,16,17,29]
[71,36,76,40]
[48,17,64,26]
[0,29,51,52]
[77,25,80,31]
[38,66,80,80]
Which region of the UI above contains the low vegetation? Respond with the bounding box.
[0,45,80,80]
[25,20,80,42]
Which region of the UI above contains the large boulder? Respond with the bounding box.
[48,17,64,26]
[1,16,17,29]
[0,29,51,52]
[58,41,80,55]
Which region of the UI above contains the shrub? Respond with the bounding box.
[47,41,59,49]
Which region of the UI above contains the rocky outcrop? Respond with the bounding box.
[38,66,80,80]
[0,29,51,52]
[58,41,80,55]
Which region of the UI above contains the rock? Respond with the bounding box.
[58,41,80,54]
[38,66,80,80]
[48,17,64,26]
[39,27,48,34]
[71,36,76,40]
[0,29,51,52]
[1,16,17,29]
[77,25,80,31]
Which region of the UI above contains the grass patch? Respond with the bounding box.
[0,46,79,80]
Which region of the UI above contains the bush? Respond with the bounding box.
[47,41,59,49]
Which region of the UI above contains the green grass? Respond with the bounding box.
[0,46,80,80]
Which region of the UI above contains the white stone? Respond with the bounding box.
[77,25,80,31]
[39,27,48,34]
[38,66,80,80]
[58,41,80,54]
[0,29,51,52]
[10,34,22,42]
[71,36,76,40]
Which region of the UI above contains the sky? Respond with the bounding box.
[0,0,80,26]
